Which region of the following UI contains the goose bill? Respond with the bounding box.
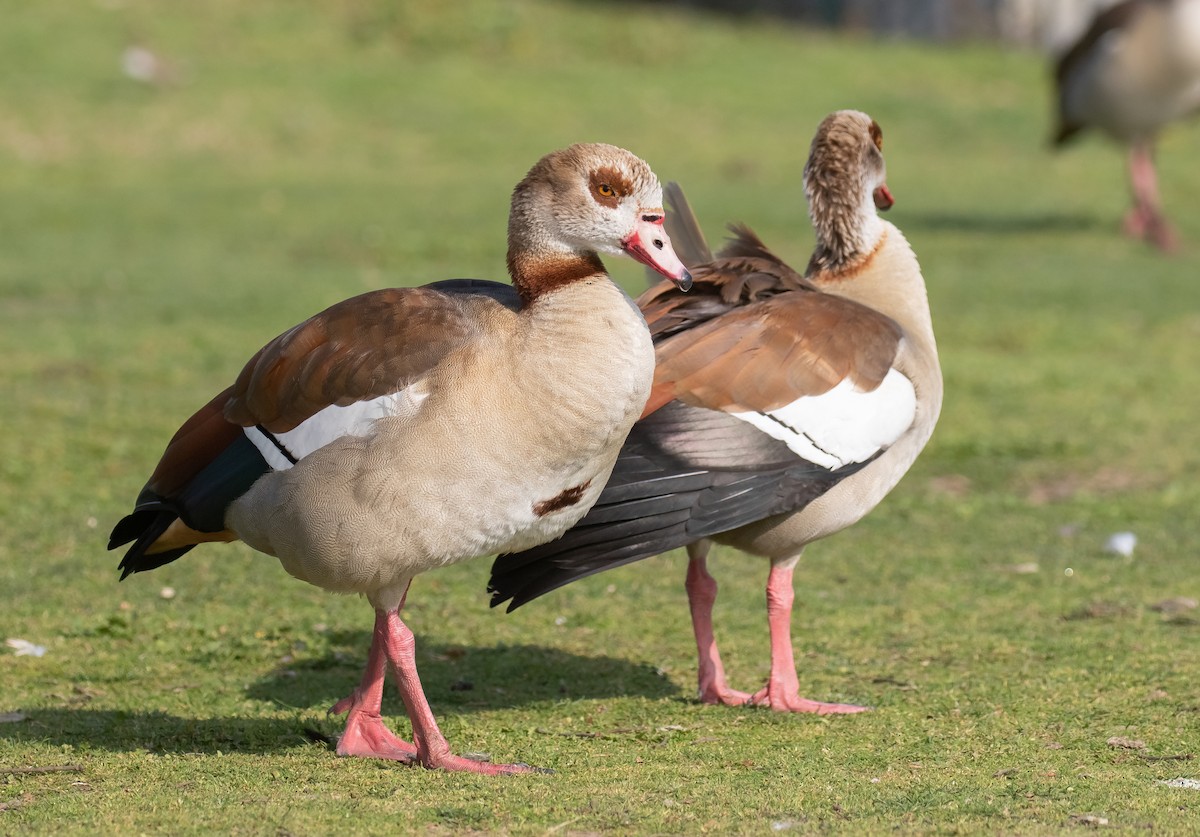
[623,218,692,291]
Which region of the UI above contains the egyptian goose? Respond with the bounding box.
[108,142,691,774]
[490,112,942,715]
[1052,0,1200,251]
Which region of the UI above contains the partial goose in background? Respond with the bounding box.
[109,143,691,774]
[1052,0,1200,251]
[491,112,942,715]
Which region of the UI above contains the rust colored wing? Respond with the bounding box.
[111,279,520,578]
[225,283,516,432]
[638,224,902,417]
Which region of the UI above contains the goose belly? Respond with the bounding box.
[227,286,653,597]
[229,424,620,596]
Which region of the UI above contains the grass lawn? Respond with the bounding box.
[2,0,1198,833]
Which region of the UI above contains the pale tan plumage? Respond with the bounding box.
[110,142,690,774]
[491,111,942,715]
[1053,0,1200,250]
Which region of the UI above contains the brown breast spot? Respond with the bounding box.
[533,480,592,517]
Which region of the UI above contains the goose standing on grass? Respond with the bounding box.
[109,143,691,774]
[1052,0,1200,251]
[491,112,941,715]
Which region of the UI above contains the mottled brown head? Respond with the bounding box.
[803,110,893,275]
[507,143,690,301]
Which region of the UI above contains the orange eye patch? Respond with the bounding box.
[589,166,631,208]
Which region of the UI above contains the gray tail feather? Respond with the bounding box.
[644,181,713,286]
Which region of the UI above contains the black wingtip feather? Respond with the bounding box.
[113,508,191,580]
[489,400,881,612]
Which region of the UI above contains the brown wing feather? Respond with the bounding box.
[638,225,813,341]
[652,290,903,414]
[146,387,242,497]
[639,185,902,415]
[224,287,496,432]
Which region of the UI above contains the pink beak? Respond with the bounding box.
[622,214,692,291]
[873,184,895,211]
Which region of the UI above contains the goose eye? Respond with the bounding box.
[597,183,615,198]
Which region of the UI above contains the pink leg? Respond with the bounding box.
[1125,141,1178,252]
[329,609,418,762]
[748,563,868,715]
[685,541,752,707]
[380,608,537,774]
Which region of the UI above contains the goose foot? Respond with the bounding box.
[748,684,869,715]
[417,748,542,775]
[1123,207,1179,252]
[378,606,548,774]
[750,562,868,715]
[698,682,755,707]
[1125,143,1179,252]
[332,704,417,762]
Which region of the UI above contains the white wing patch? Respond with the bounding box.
[244,385,429,471]
[730,369,916,470]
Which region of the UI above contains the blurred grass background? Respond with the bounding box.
[1,0,1198,833]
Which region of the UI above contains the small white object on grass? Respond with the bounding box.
[159,586,176,600]
[1104,531,1137,557]
[122,46,162,83]
[6,638,47,657]
[1157,777,1200,790]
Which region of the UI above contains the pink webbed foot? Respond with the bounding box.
[1122,206,1152,240]
[699,685,754,707]
[748,563,869,715]
[697,674,753,708]
[1124,209,1179,252]
[686,544,756,708]
[1123,144,1179,253]
[373,606,549,774]
[417,747,543,776]
[330,694,418,762]
[1147,218,1180,253]
[748,684,869,715]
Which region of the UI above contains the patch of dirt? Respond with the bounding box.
[1025,467,1149,505]
[1150,597,1198,615]
[1063,601,1134,621]
[926,474,971,498]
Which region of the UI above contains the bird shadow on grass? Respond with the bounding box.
[899,209,1105,236]
[246,637,679,717]
[0,708,318,756]
[0,641,678,756]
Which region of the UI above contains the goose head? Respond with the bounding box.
[508,143,692,300]
[804,110,893,274]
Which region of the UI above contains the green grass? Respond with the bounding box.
[3,0,1199,833]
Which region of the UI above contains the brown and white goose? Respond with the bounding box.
[490,112,942,714]
[1052,0,1200,250]
[108,142,691,774]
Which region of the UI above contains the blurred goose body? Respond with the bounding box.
[109,143,691,774]
[491,112,941,714]
[1053,0,1200,250]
